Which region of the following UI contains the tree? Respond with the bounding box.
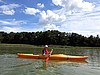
[0,31,100,47]
[0,32,4,43]
[87,35,95,47]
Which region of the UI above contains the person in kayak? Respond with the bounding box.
[42,45,49,55]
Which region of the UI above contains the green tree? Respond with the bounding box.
[0,32,4,43]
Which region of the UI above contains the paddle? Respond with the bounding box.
[45,49,53,62]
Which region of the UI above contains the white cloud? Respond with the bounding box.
[0,0,3,2]
[37,3,44,8]
[2,10,15,15]
[39,10,66,30]
[59,10,100,36]
[39,10,66,31]
[35,0,99,36]
[0,19,27,26]
[0,19,27,32]
[44,24,59,31]
[0,4,20,15]
[40,0,95,32]
[24,7,40,15]
[52,0,64,7]
[37,0,96,36]
[52,0,95,13]
[1,26,22,32]
[0,0,5,3]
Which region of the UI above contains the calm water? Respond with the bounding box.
[0,49,100,75]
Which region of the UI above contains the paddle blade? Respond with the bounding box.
[45,49,53,62]
[46,57,49,62]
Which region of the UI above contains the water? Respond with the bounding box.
[0,49,100,75]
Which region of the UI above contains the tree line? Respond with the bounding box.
[0,30,100,47]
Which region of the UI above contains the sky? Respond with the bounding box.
[0,0,100,36]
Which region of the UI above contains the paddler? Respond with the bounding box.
[42,45,49,55]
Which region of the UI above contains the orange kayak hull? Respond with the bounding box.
[17,53,88,61]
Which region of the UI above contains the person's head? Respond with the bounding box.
[45,45,48,48]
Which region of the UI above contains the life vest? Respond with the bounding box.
[42,48,49,54]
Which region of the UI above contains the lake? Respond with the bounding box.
[0,48,100,75]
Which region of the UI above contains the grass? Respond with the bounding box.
[0,44,42,54]
[0,43,100,54]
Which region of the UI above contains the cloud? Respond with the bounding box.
[0,0,5,3]
[0,19,27,32]
[24,7,40,15]
[59,9,100,36]
[21,0,98,36]
[39,10,66,29]
[0,0,4,3]
[37,3,44,8]
[40,10,66,22]
[38,0,95,32]
[37,0,96,36]
[52,0,95,13]
[1,26,22,32]
[0,4,20,15]
[0,19,27,26]
[2,10,15,15]
[44,24,59,31]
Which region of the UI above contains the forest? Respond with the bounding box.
[0,30,100,47]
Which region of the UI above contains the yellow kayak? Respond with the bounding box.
[17,53,88,61]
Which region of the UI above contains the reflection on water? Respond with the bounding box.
[87,50,100,67]
[0,49,100,75]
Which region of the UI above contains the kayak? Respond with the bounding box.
[17,53,88,61]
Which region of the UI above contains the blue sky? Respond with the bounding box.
[0,0,100,36]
